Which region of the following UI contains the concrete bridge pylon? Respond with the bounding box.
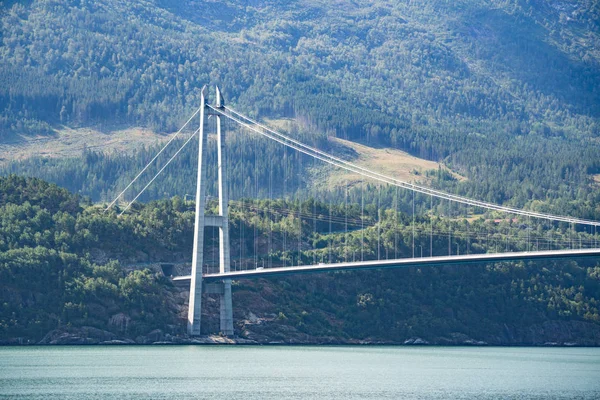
[187,86,234,336]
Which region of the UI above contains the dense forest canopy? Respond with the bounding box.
[1,176,600,344]
[1,0,600,220]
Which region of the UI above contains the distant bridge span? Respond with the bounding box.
[171,248,600,283]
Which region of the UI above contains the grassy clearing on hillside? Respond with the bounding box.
[264,117,465,191]
[320,137,465,190]
[0,127,176,165]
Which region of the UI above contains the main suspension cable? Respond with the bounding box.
[216,105,600,227]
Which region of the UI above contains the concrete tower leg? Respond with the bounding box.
[216,86,234,336]
[187,86,208,336]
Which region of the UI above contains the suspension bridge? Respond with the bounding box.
[106,86,600,336]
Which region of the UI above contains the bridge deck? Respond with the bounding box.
[170,249,600,283]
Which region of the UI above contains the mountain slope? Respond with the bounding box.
[1,0,600,214]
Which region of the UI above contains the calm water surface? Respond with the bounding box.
[1,346,599,399]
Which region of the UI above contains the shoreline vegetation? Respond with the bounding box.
[1,176,600,347]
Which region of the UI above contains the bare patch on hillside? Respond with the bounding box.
[0,127,178,165]
[259,118,464,190]
[319,137,465,189]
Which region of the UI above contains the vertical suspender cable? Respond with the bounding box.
[345,180,349,262]
[448,200,451,255]
[254,134,258,268]
[466,203,469,255]
[528,215,531,252]
[298,152,302,266]
[240,124,244,270]
[313,157,317,265]
[361,181,365,261]
[329,183,332,263]
[430,195,433,257]
[269,155,273,268]
[412,189,415,258]
[395,186,399,259]
[377,185,381,260]
[283,146,287,267]
[571,222,574,250]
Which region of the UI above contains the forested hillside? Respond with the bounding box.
[0,176,179,342]
[1,0,600,218]
[2,1,600,344]
[1,176,600,345]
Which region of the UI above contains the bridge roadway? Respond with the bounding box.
[171,248,600,283]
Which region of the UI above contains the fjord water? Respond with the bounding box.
[1,346,599,399]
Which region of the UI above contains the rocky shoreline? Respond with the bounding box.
[1,325,598,347]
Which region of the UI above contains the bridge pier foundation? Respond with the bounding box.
[220,280,234,335]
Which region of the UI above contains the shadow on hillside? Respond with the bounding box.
[455,8,600,117]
